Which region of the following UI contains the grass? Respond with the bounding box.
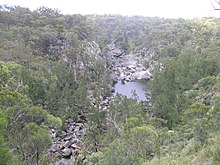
[143,132,220,165]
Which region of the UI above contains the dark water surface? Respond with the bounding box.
[114,80,147,101]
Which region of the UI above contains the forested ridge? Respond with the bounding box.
[0,5,220,165]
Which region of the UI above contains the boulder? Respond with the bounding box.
[51,129,56,133]
[133,70,152,80]
[68,125,75,132]
[64,134,73,141]
[64,141,73,148]
[51,143,60,152]
[75,123,84,127]
[62,148,72,157]
[119,72,126,80]
[109,48,123,57]
[70,138,79,144]
[51,132,57,138]
[61,131,67,138]
[74,126,80,133]
[71,143,81,149]
[77,129,86,136]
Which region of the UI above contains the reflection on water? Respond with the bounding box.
[114,80,147,101]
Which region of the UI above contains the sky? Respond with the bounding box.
[1,0,220,18]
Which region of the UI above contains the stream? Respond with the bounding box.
[114,80,148,101]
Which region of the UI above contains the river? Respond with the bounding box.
[114,80,148,101]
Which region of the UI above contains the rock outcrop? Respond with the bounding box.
[108,44,152,82]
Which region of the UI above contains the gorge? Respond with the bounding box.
[0,6,220,165]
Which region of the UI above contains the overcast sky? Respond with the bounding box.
[1,0,220,18]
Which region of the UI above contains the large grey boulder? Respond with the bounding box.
[133,70,152,80]
[64,141,73,148]
[51,143,60,152]
[62,148,72,157]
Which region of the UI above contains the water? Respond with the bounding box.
[114,80,147,101]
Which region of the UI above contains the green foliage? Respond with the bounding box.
[196,76,217,89]
[184,74,220,106]
[0,137,11,165]
[209,99,220,130]
[0,6,220,164]
[149,59,179,128]
[125,117,143,131]
[86,125,159,165]
[22,123,52,164]
[109,95,146,125]
[83,87,108,152]
[0,61,62,164]
[0,148,10,165]
[46,114,62,129]
[183,102,210,120]
[183,102,211,144]
[124,125,159,158]
[0,62,27,93]
[143,133,220,165]
[149,47,211,128]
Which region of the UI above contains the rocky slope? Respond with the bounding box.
[108,44,152,82]
[49,117,86,165]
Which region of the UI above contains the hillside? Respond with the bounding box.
[0,5,220,165]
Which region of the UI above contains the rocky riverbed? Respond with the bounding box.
[108,44,152,82]
[49,97,112,165]
[49,117,86,165]
[49,43,153,165]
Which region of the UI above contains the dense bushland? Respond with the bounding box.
[0,5,220,165]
